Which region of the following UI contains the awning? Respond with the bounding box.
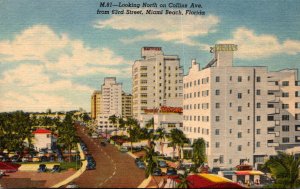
[171,174,245,188]
[235,170,264,175]
[0,162,21,173]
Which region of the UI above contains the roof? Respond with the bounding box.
[32,128,52,134]
[0,162,21,173]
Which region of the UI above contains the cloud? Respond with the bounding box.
[0,25,131,112]
[94,13,219,48]
[0,25,131,77]
[218,27,300,59]
[0,63,93,112]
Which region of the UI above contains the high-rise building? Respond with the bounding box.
[100,77,122,116]
[91,90,101,120]
[132,47,184,125]
[183,44,300,169]
[122,92,133,118]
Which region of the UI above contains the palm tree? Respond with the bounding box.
[144,146,157,178]
[145,117,154,131]
[168,128,189,160]
[176,172,190,188]
[118,117,126,135]
[264,151,300,188]
[126,117,139,153]
[192,138,206,168]
[155,128,166,156]
[109,115,118,135]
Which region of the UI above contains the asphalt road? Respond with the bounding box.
[71,126,145,188]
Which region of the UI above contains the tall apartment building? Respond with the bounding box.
[132,47,184,125]
[183,44,300,169]
[91,77,133,128]
[122,92,133,118]
[91,90,101,120]
[100,77,122,116]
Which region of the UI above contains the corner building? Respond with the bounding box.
[132,47,184,125]
[183,44,300,169]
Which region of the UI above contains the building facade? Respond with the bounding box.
[122,92,133,118]
[183,44,300,169]
[132,47,184,126]
[91,90,102,120]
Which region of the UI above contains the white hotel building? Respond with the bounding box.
[183,44,300,169]
[132,47,184,126]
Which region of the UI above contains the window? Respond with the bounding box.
[256,77,261,82]
[238,76,242,82]
[256,129,261,134]
[216,103,220,109]
[248,76,250,81]
[215,90,220,95]
[238,93,242,99]
[238,106,242,112]
[238,145,242,151]
[296,91,300,97]
[282,125,289,132]
[229,129,232,134]
[216,116,220,122]
[256,142,261,147]
[282,81,289,86]
[282,92,289,97]
[229,102,232,107]
[296,113,300,120]
[46,134,50,138]
[216,76,220,82]
[267,115,274,121]
[268,104,274,108]
[238,119,242,125]
[229,76,232,81]
[229,90,232,94]
[238,132,242,138]
[256,103,261,108]
[257,116,261,121]
[295,102,300,109]
[282,104,289,109]
[215,142,220,148]
[282,137,290,143]
[296,125,300,131]
[256,90,261,95]
[215,129,220,135]
[282,115,289,121]
[295,136,300,142]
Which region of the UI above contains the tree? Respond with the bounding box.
[264,152,300,188]
[176,172,190,188]
[126,117,139,153]
[168,128,189,160]
[118,117,126,135]
[144,146,157,178]
[155,128,166,155]
[145,117,154,130]
[192,138,206,168]
[109,115,118,135]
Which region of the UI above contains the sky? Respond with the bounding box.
[0,0,300,112]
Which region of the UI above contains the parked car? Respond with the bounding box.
[49,155,55,162]
[152,168,162,176]
[51,165,61,173]
[40,156,48,162]
[119,146,128,153]
[166,167,177,175]
[86,162,96,170]
[66,182,79,188]
[136,161,146,169]
[135,157,143,164]
[11,155,21,162]
[158,160,168,168]
[32,156,40,162]
[38,164,47,172]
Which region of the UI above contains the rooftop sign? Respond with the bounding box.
[210,44,238,53]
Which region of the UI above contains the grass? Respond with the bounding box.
[60,161,82,170]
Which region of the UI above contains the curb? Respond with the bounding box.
[126,151,152,188]
[138,176,152,188]
[50,143,87,188]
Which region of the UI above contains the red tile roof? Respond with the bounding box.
[32,128,52,134]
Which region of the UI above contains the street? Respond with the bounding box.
[71,126,145,188]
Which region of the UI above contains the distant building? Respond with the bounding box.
[122,92,133,118]
[32,128,57,151]
[132,47,184,126]
[91,77,133,130]
[183,44,300,169]
[91,90,102,120]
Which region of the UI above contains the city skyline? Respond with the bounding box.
[1,0,300,112]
